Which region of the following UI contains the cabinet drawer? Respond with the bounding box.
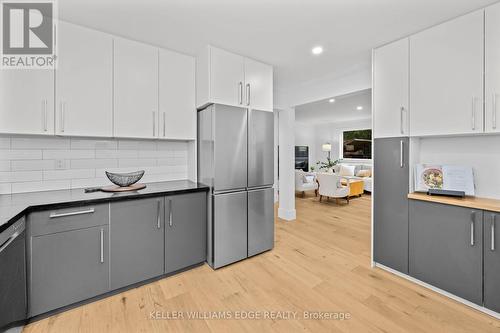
[29,203,109,236]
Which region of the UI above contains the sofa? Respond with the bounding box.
[332,163,372,193]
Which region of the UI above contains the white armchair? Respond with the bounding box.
[317,173,350,204]
[295,170,318,197]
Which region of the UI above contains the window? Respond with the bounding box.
[341,129,372,159]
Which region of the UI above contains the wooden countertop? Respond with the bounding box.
[408,192,500,213]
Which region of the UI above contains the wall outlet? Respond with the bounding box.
[55,160,67,170]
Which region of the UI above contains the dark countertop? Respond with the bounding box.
[0,180,209,233]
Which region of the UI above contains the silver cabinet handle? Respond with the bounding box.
[470,212,475,246]
[246,83,250,106]
[399,140,404,168]
[492,214,496,251]
[100,228,104,263]
[152,111,156,137]
[400,106,405,134]
[157,200,161,229]
[49,208,95,218]
[0,231,20,254]
[471,97,476,130]
[60,101,65,133]
[168,199,173,227]
[493,94,498,130]
[163,112,166,137]
[238,82,243,105]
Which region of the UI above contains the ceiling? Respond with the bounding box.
[58,0,498,94]
[295,89,371,125]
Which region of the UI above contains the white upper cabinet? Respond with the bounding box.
[244,58,273,111]
[0,70,54,135]
[486,3,500,133]
[114,38,159,139]
[210,47,245,107]
[196,46,273,111]
[56,22,113,137]
[159,49,196,140]
[373,38,409,138]
[410,10,484,136]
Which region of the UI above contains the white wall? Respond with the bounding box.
[294,118,372,170]
[0,135,192,194]
[414,135,500,199]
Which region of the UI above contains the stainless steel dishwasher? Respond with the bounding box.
[0,217,27,331]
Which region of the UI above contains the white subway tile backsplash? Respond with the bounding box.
[70,159,117,169]
[12,180,71,193]
[44,169,95,180]
[71,178,110,189]
[118,158,156,168]
[0,150,42,160]
[11,137,70,150]
[11,160,56,171]
[0,171,43,183]
[139,150,171,158]
[43,149,95,159]
[70,138,118,150]
[95,150,138,159]
[0,135,191,194]
[119,140,157,151]
[0,183,11,194]
[0,137,11,149]
[0,161,10,171]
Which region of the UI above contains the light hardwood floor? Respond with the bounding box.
[23,194,500,333]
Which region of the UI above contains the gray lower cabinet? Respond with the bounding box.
[165,192,207,273]
[30,225,109,316]
[373,137,409,273]
[409,200,483,305]
[248,187,274,257]
[110,198,165,290]
[484,211,500,312]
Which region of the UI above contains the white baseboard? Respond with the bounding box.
[373,262,500,320]
[278,207,296,221]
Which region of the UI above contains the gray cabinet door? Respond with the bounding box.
[373,137,409,273]
[409,200,483,305]
[165,192,207,274]
[248,187,274,257]
[30,225,109,316]
[248,109,274,188]
[213,104,247,191]
[213,191,247,268]
[484,211,500,312]
[110,198,164,290]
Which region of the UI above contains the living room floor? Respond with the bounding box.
[22,194,499,333]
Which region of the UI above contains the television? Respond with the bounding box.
[295,146,309,171]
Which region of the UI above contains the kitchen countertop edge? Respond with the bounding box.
[0,181,209,233]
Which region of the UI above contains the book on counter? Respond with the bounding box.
[414,164,475,196]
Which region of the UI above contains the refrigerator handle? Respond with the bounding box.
[247,185,274,192]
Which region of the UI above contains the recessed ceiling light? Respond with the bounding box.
[329,98,335,103]
[312,46,323,55]
[356,106,363,110]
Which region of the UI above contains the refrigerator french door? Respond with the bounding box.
[248,109,274,257]
[198,104,274,269]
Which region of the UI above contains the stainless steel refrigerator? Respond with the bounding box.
[198,104,274,269]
